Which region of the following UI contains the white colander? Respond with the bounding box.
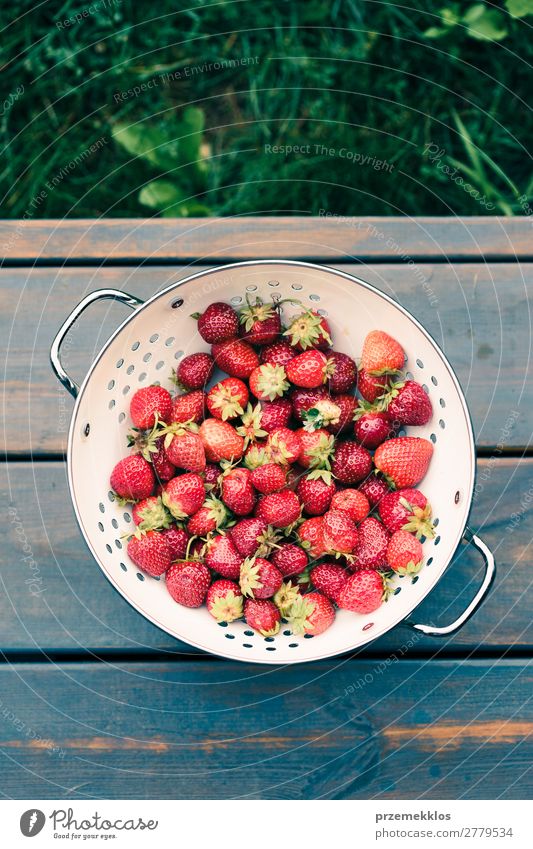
[51,260,495,664]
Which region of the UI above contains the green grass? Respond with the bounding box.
[0,0,531,218]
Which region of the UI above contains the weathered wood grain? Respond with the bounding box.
[2,459,531,655]
[0,660,530,798]
[1,263,531,453]
[0,217,531,262]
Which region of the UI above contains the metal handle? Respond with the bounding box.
[50,288,144,399]
[406,527,496,637]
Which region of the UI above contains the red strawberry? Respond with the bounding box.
[110,455,154,501]
[387,530,424,575]
[205,533,243,579]
[327,351,357,394]
[130,385,172,430]
[212,338,259,379]
[176,352,214,390]
[286,350,330,389]
[331,441,372,484]
[150,436,176,482]
[235,403,268,447]
[132,496,172,530]
[354,411,396,449]
[250,462,287,494]
[284,309,332,351]
[164,427,206,473]
[203,463,222,490]
[353,517,390,569]
[240,556,283,599]
[239,297,282,345]
[358,368,391,403]
[170,389,206,425]
[338,569,385,614]
[378,488,434,538]
[221,467,256,515]
[358,474,390,507]
[385,380,433,426]
[288,592,335,635]
[187,496,229,535]
[291,386,330,422]
[361,330,405,374]
[331,489,370,524]
[244,598,281,635]
[323,509,359,555]
[248,364,289,401]
[199,419,244,463]
[162,525,189,560]
[259,398,292,433]
[206,579,243,622]
[271,543,308,577]
[326,394,357,434]
[266,427,301,465]
[310,562,349,602]
[256,489,301,528]
[195,301,239,344]
[166,560,211,607]
[273,580,302,616]
[229,517,277,558]
[261,340,295,367]
[162,474,205,519]
[297,428,334,470]
[297,516,327,559]
[206,377,249,421]
[374,437,433,488]
[127,529,172,576]
[297,472,336,516]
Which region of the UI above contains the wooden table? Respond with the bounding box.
[1,217,531,799]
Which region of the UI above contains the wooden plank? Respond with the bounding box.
[0,217,531,263]
[1,263,531,453]
[0,660,530,798]
[2,458,531,654]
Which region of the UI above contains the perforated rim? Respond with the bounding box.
[66,260,476,664]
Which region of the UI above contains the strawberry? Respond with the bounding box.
[205,533,243,579]
[162,525,189,560]
[331,489,370,524]
[358,474,390,507]
[327,351,357,394]
[353,517,390,569]
[162,474,205,519]
[261,340,295,367]
[297,516,327,559]
[220,467,256,515]
[387,530,424,575]
[164,427,206,473]
[354,411,396,449]
[374,437,433,488]
[331,441,372,485]
[206,579,243,622]
[310,562,349,602]
[166,560,211,607]
[301,398,343,432]
[212,338,259,379]
[150,436,176,482]
[203,463,222,490]
[130,385,172,430]
[259,398,292,433]
[199,419,245,463]
[188,496,229,535]
[132,496,172,530]
[338,569,386,614]
[271,543,308,577]
[229,517,278,557]
[256,489,301,528]
[206,377,249,420]
[361,330,405,374]
[326,394,357,434]
[323,509,359,555]
[378,488,434,538]
[240,556,283,599]
[244,598,281,636]
[297,471,336,515]
[235,403,269,446]
[171,389,206,425]
[127,529,172,576]
[250,462,287,494]
[248,364,289,401]
[273,581,302,617]
[385,380,433,426]
[110,455,154,501]
[287,592,335,635]
[291,386,330,422]
[297,428,334,469]
[266,427,302,465]
[239,297,282,345]
[358,368,391,403]
[286,350,330,389]
[195,301,239,344]
[284,309,332,351]
[176,352,214,390]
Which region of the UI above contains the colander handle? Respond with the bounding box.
[406,528,496,637]
[50,288,143,399]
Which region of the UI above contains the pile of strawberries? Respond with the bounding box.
[109,296,436,639]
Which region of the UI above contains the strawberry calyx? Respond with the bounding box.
[380,571,393,600]
[305,433,335,470]
[239,557,263,597]
[256,525,282,557]
[157,418,199,451]
[201,495,232,530]
[286,595,316,635]
[127,415,166,462]
[399,497,436,540]
[306,468,334,486]
[207,384,246,420]
[302,399,342,431]
[136,497,173,531]
[239,296,277,330]
[236,403,268,447]
[253,364,289,401]
[273,581,301,617]
[243,444,270,470]
[209,589,243,623]
[283,308,332,349]
[395,558,424,577]
[353,399,383,420]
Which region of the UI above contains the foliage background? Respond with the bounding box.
[1,0,531,219]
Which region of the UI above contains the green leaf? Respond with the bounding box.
[423,26,449,38]
[505,0,533,17]
[161,201,212,218]
[138,180,186,213]
[112,123,176,169]
[463,5,508,41]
